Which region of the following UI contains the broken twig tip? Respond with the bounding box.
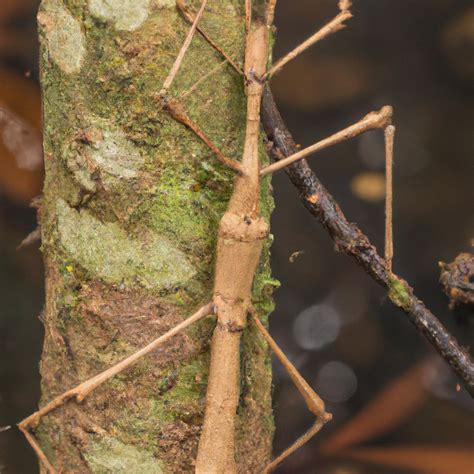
[17,227,41,250]
[339,0,352,12]
[289,250,304,263]
[386,124,396,136]
[380,105,393,120]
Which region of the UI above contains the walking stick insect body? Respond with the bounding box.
[19,0,396,472]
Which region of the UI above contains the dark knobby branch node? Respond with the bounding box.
[261,87,474,397]
[439,253,474,310]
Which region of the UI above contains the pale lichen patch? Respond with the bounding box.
[88,127,145,187]
[56,199,196,289]
[92,130,144,178]
[156,0,175,6]
[88,0,151,31]
[84,435,164,473]
[38,0,86,74]
[65,120,145,193]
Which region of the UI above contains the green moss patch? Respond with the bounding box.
[388,277,412,310]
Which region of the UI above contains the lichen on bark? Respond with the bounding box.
[37,0,275,472]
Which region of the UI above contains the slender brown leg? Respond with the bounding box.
[18,303,214,473]
[245,0,251,34]
[250,312,332,473]
[160,0,209,95]
[153,2,242,173]
[384,125,396,272]
[266,0,277,27]
[164,99,243,173]
[178,0,352,82]
[260,108,396,270]
[260,106,393,176]
[176,0,244,76]
[265,1,353,79]
[19,428,56,474]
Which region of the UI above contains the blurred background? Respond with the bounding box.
[0,0,473,472]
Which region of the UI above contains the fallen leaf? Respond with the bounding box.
[0,68,43,204]
[0,105,42,170]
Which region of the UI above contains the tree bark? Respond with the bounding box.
[36,0,275,471]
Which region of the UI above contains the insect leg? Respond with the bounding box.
[250,312,332,473]
[265,2,353,79]
[384,125,396,272]
[18,303,214,473]
[160,0,209,96]
[176,0,244,76]
[164,99,243,173]
[266,0,277,27]
[260,106,393,176]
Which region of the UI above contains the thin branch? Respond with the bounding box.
[261,87,474,397]
[176,0,244,76]
[384,125,395,271]
[260,106,392,176]
[160,0,208,95]
[164,99,242,173]
[265,8,353,79]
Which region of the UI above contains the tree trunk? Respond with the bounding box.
[36,0,275,471]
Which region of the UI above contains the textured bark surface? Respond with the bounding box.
[37,0,275,471]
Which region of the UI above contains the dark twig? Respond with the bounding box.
[261,87,474,397]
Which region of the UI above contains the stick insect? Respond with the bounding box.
[19,1,396,472]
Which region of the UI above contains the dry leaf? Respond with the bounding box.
[0,68,43,204]
[0,105,42,170]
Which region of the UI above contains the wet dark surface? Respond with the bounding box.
[1,1,473,473]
